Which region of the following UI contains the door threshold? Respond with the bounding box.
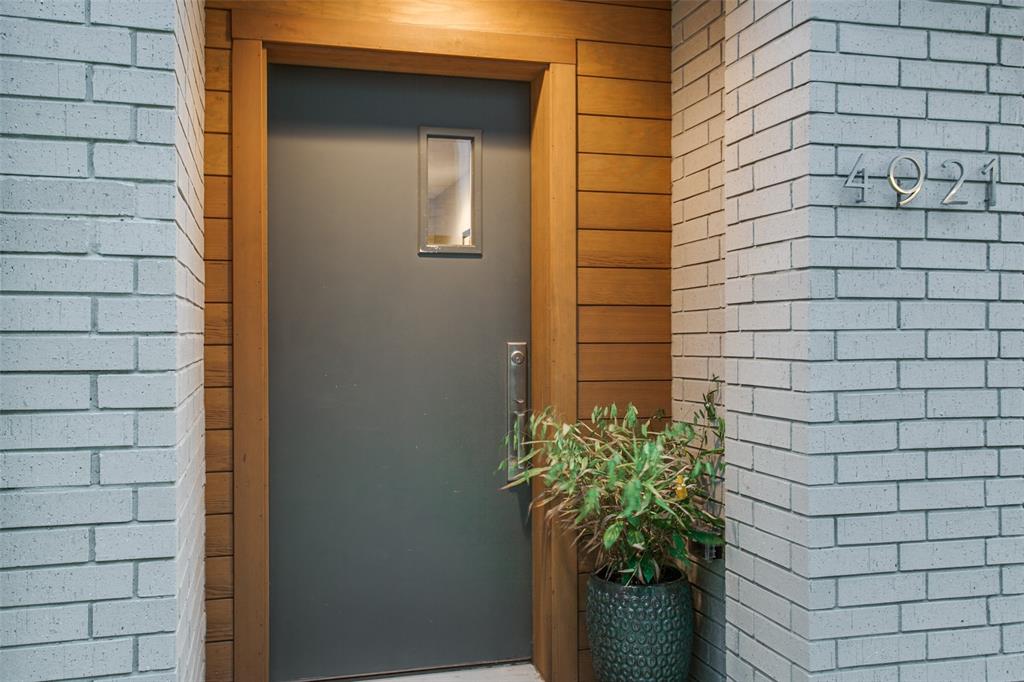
[359,663,541,682]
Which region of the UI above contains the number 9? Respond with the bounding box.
[887,155,924,207]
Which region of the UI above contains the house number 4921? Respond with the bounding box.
[845,153,998,208]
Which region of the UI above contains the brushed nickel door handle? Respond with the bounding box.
[506,342,528,482]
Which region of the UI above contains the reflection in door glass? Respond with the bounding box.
[419,128,481,254]
[427,137,472,245]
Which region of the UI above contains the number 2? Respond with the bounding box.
[941,160,967,205]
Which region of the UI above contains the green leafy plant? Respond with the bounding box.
[504,382,725,586]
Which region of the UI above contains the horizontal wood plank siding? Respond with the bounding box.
[207,47,231,91]
[207,91,231,133]
[207,597,234,641]
[205,176,231,218]
[578,230,670,268]
[578,343,671,381]
[577,40,669,81]
[578,268,671,306]
[578,192,670,231]
[205,345,233,388]
[206,556,234,599]
[205,218,231,260]
[206,472,234,515]
[206,513,234,558]
[578,153,670,194]
[206,261,232,302]
[578,115,670,156]
[206,429,232,472]
[205,303,232,344]
[207,641,233,682]
[578,380,670,417]
[206,132,231,175]
[205,387,233,430]
[578,306,670,343]
[577,76,669,118]
[204,8,235,675]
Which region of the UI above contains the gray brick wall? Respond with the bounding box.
[714,0,1024,680]
[672,2,729,680]
[0,1,206,679]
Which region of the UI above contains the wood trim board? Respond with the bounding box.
[230,37,269,682]
[232,10,577,66]
[208,0,669,47]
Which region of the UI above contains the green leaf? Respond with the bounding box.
[640,557,657,584]
[621,478,642,517]
[650,490,681,522]
[626,527,644,549]
[603,522,623,550]
[576,486,601,523]
[669,533,688,562]
[607,456,619,488]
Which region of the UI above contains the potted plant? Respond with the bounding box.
[504,384,725,682]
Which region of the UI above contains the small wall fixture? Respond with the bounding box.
[419,126,482,255]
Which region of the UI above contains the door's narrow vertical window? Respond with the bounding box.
[419,127,482,255]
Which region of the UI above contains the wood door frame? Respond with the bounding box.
[230,15,578,682]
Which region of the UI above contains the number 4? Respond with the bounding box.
[845,153,868,203]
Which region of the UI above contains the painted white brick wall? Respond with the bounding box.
[714,1,1024,681]
[672,2,729,680]
[0,1,206,680]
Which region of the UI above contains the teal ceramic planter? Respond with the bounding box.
[586,569,694,682]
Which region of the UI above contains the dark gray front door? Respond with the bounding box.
[267,65,532,681]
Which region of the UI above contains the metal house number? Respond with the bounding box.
[845,153,999,208]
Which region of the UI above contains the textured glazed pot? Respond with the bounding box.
[586,569,694,682]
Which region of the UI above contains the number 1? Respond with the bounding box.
[983,159,997,208]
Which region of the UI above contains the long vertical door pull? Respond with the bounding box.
[507,342,528,482]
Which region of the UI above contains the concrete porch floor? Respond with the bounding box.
[372,663,541,682]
